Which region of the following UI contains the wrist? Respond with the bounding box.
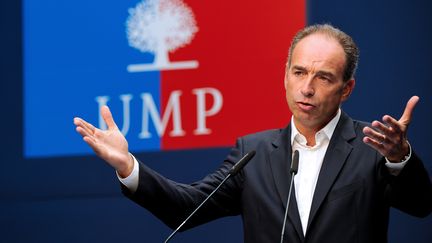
[117,153,134,178]
[387,140,411,163]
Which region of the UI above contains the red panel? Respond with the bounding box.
[161,0,305,149]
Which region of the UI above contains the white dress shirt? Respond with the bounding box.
[290,109,341,235]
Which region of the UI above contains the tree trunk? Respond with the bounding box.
[154,43,169,67]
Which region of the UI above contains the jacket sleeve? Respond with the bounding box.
[121,138,246,230]
[386,151,432,217]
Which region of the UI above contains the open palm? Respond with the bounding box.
[74,106,133,177]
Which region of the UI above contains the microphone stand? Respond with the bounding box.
[164,150,256,243]
[280,150,299,243]
[164,175,231,243]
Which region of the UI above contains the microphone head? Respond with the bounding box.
[229,150,256,176]
[290,150,299,174]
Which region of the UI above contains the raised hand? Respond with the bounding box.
[362,96,419,162]
[74,105,134,177]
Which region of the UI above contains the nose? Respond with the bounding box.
[300,78,314,97]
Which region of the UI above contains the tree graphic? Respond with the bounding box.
[126,0,199,72]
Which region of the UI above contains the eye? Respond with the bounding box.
[293,70,304,77]
[318,75,331,83]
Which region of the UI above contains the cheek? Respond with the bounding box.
[322,91,343,108]
[284,89,295,107]
[285,87,296,102]
[285,79,298,94]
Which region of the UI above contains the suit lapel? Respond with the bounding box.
[269,126,305,239]
[306,112,356,231]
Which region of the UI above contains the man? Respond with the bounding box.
[74,24,432,242]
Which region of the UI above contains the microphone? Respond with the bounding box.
[164,150,256,243]
[290,150,299,174]
[280,150,299,243]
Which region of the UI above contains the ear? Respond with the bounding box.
[341,79,355,101]
[284,70,289,90]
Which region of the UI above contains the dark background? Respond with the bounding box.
[1,0,431,242]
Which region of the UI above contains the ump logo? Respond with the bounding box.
[94,0,223,151]
[126,0,199,72]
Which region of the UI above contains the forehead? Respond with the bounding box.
[291,33,346,74]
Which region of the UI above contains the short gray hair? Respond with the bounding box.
[287,24,359,82]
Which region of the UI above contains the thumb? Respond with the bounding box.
[101,105,118,130]
[399,96,419,125]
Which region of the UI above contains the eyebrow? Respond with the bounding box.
[316,70,336,79]
[292,65,307,72]
[291,65,336,79]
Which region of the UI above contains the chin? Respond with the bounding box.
[297,115,321,126]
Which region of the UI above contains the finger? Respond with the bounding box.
[371,120,392,134]
[83,136,102,155]
[101,106,118,130]
[363,126,387,143]
[74,118,91,136]
[82,120,96,135]
[77,125,103,154]
[363,136,386,154]
[399,96,419,125]
[76,126,91,138]
[378,116,405,143]
[371,120,399,143]
[74,117,96,136]
[73,117,81,126]
[381,115,403,134]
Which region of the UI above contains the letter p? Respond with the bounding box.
[192,87,223,135]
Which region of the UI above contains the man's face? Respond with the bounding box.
[284,33,355,132]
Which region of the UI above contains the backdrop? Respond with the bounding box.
[0,0,431,242]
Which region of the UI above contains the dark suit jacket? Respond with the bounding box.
[123,112,432,243]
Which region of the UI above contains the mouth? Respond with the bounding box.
[296,101,315,111]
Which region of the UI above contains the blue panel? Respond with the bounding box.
[23,0,161,157]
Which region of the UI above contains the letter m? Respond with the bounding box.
[139,91,185,139]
